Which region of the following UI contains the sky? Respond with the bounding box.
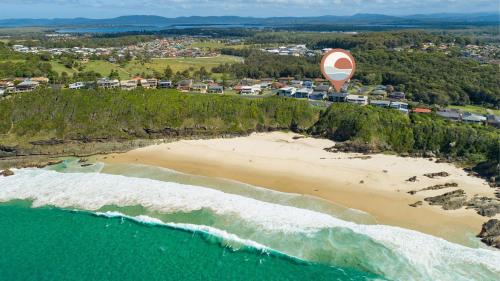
[0,0,498,19]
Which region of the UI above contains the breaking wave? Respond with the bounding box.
[1,169,499,281]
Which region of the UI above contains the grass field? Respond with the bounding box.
[448,105,500,116]
[47,55,242,80]
[126,55,242,75]
[49,62,77,76]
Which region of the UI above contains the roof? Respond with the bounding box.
[437,110,461,119]
[296,88,313,93]
[347,95,368,100]
[370,100,391,106]
[462,113,487,122]
[412,108,432,113]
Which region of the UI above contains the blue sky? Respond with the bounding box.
[0,0,498,19]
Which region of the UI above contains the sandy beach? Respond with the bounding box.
[101,132,498,245]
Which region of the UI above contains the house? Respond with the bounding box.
[141,79,158,89]
[97,78,120,89]
[158,80,173,89]
[208,85,224,94]
[69,82,86,90]
[191,83,208,93]
[309,91,327,101]
[240,85,261,95]
[15,80,40,92]
[357,86,371,94]
[278,77,294,85]
[294,88,313,99]
[177,79,193,92]
[328,92,349,102]
[412,108,432,114]
[370,100,391,108]
[462,112,487,124]
[390,102,409,114]
[314,84,331,92]
[120,80,138,91]
[240,78,260,86]
[0,88,5,96]
[389,92,406,100]
[346,95,368,105]
[290,80,303,88]
[486,115,500,128]
[277,87,297,97]
[374,85,387,91]
[436,110,461,121]
[31,77,50,84]
[303,80,314,89]
[371,90,387,97]
[259,81,272,90]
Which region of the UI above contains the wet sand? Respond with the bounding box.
[101,132,498,245]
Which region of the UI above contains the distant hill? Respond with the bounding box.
[0,13,498,28]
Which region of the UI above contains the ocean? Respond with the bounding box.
[0,159,499,281]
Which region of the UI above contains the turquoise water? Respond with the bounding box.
[0,201,380,281]
[1,161,499,281]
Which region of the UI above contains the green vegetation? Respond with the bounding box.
[216,32,500,107]
[311,104,499,182]
[0,89,317,144]
[1,89,497,182]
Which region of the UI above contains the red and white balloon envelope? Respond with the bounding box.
[320,49,356,92]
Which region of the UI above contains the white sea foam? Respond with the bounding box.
[95,211,271,252]
[1,169,499,281]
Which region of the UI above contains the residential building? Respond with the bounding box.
[177,79,193,92]
[120,80,138,91]
[314,84,331,92]
[191,83,208,93]
[390,102,409,114]
[328,92,348,102]
[487,115,500,128]
[294,88,313,99]
[346,95,368,105]
[158,80,173,89]
[97,78,120,89]
[309,91,327,101]
[69,82,86,90]
[389,92,406,100]
[208,85,224,94]
[370,100,391,108]
[436,110,461,121]
[303,80,314,89]
[15,80,40,92]
[462,112,487,124]
[277,87,297,97]
[278,77,294,85]
[141,79,158,89]
[240,85,261,95]
[371,90,387,97]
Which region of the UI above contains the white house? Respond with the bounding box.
[69,82,86,90]
[389,102,409,114]
[240,85,261,95]
[346,95,368,105]
[277,87,297,97]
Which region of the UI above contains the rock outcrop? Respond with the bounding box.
[478,219,500,249]
[423,172,450,179]
[424,189,467,210]
[467,197,500,217]
[1,169,14,177]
